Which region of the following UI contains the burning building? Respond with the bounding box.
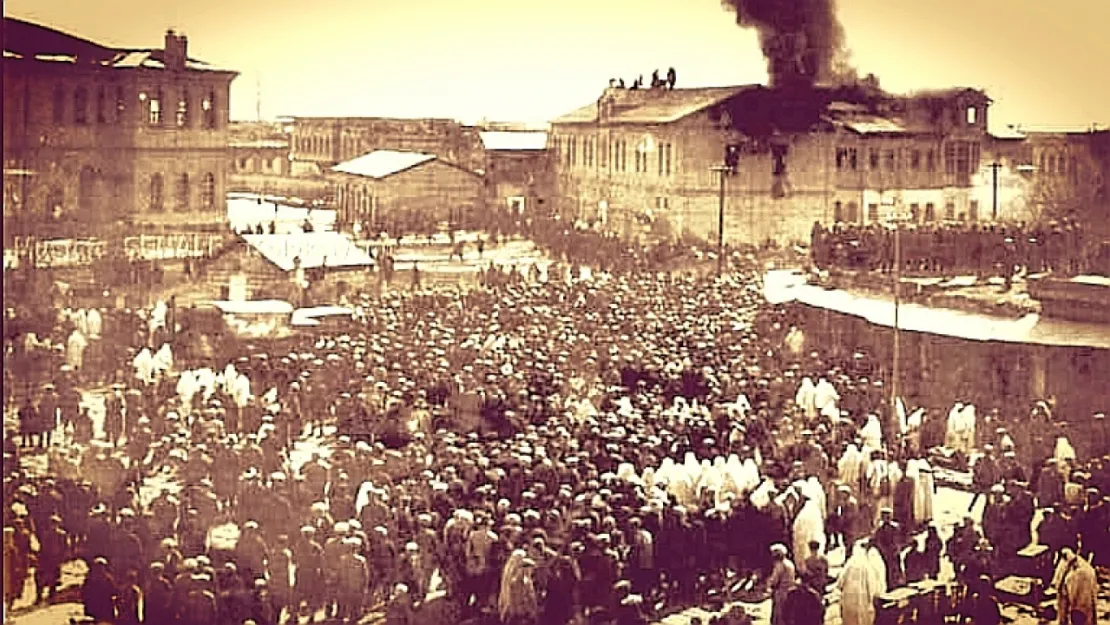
[550,82,992,245]
[547,0,1010,244]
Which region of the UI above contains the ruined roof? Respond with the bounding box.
[551,86,755,126]
[480,131,548,151]
[331,150,436,179]
[2,17,232,73]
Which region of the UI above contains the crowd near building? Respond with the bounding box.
[3,13,1109,625]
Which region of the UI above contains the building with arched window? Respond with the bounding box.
[3,17,238,242]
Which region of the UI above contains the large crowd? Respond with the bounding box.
[810,219,1090,279]
[3,239,1107,625]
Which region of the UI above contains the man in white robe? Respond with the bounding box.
[839,541,884,625]
[814,378,840,419]
[793,496,826,573]
[795,378,818,419]
[133,348,155,385]
[66,329,88,371]
[86,308,103,340]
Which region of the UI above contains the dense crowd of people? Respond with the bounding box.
[810,219,1090,279]
[2,238,1107,625]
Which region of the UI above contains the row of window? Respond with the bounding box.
[835,142,981,176]
[50,84,218,129]
[833,199,980,224]
[297,134,332,156]
[1040,152,1079,178]
[234,156,284,174]
[147,172,218,212]
[554,135,676,176]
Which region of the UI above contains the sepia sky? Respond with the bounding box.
[6,0,1108,132]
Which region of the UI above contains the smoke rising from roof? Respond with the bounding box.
[721,0,865,89]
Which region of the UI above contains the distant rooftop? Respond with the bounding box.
[553,86,751,125]
[332,150,437,180]
[479,131,548,151]
[3,17,233,73]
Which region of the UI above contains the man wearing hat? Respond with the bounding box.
[766,543,797,625]
[872,508,904,588]
[968,446,999,513]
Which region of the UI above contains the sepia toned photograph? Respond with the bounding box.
[2,1,1108,624]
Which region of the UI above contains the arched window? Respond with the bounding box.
[202,173,216,210]
[176,89,189,127]
[53,85,66,124]
[149,174,164,211]
[833,200,843,223]
[176,173,190,211]
[246,157,256,172]
[74,87,89,124]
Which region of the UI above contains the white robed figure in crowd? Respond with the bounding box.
[784,325,805,356]
[86,307,103,340]
[153,343,174,376]
[194,368,217,402]
[74,309,90,338]
[814,378,840,419]
[958,404,977,454]
[66,328,88,371]
[793,486,826,573]
[860,414,883,452]
[909,458,936,527]
[133,347,155,385]
[839,444,864,489]
[839,541,885,625]
[795,377,818,419]
[232,373,252,409]
[176,370,199,409]
[945,403,964,450]
[1054,436,1077,476]
[150,300,168,335]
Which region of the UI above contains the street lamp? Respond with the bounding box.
[885,199,913,424]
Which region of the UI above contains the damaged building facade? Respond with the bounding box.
[2,18,238,241]
[550,83,996,246]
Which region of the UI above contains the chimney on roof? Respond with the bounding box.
[164,29,188,71]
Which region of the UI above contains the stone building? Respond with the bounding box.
[549,83,994,245]
[329,150,484,235]
[2,17,238,242]
[290,117,485,176]
[983,128,1109,226]
[479,130,551,218]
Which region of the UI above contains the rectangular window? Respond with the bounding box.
[666,143,672,175]
[176,91,189,127]
[202,92,216,129]
[74,88,88,125]
[925,203,935,222]
[96,86,107,124]
[836,147,847,170]
[833,201,843,222]
[926,149,936,172]
[884,149,896,171]
[910,150,921,170]
[909,203,920,222]
[868,203,879,222]
[945,202,955,220]
[848,148,858,170]
[53,87,65,124]
[945,142,957,175]
[869,148,880,170]
[967,106,977,125]
[658,148,664,176]
[969,200,979,222]
[148,92,162,125]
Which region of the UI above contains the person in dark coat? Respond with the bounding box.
[82,557,118,623]
[143,562,175,624]
[969,446,998,505]
[34,514,67,604]
[781,583,825,625]
[872,508,903,588]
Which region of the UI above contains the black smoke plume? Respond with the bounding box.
[721,0,859,88]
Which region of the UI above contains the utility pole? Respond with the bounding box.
[990,161,1002,221]
[711,165,730,275]
[888,206,911,428]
